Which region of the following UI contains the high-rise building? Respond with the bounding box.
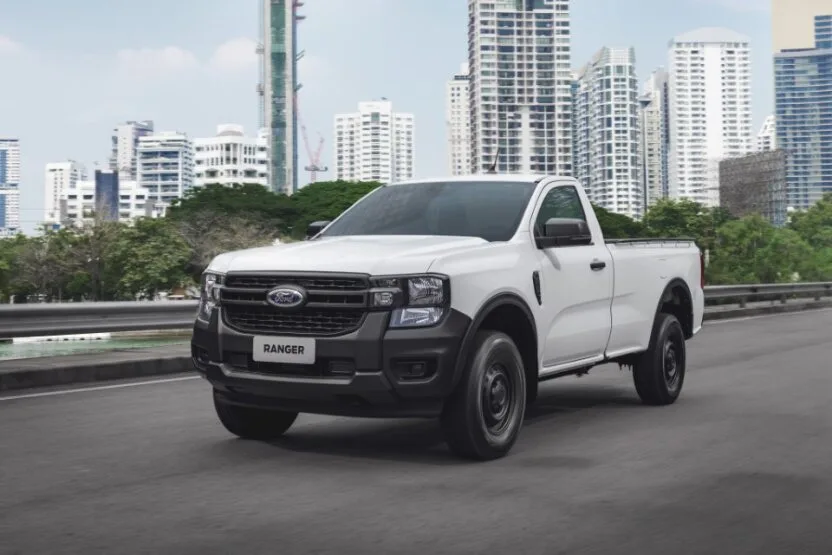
[639,68,670,207]
[756,115,776,152]
[194,125,269,188]
[259,0,299,194]
[774,15,832,210]
[333,100,415,183]
[62,179,158,227]
[0,138,21,236]
[94,169,119,221]
[667,28,753,207]
[137,131,194,213]
[467,0,572,175]
[773,0,831,51]
[446,63,472,176]
[109,120,154,180]
[573,47,643,219]
[44,160,87,223]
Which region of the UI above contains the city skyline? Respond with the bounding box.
[1,0,774,233]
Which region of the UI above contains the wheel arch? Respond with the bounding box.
[453,293,539,403]
[654,278,694,339]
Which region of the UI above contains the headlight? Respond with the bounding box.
[370,274,449,328]
[197,271,224,322]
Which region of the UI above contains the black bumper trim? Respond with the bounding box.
[191,307,471,418]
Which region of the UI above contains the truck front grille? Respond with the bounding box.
[220,272,369,336]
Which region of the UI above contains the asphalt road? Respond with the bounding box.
[1,310,831,554]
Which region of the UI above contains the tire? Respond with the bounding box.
[632,312,686,406]
[213,389,299,440]
[440,330,527,461]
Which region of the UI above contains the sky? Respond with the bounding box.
[0,0,772,233]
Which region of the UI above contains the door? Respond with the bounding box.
[531,183,613,368]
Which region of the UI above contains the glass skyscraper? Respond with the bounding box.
[774,15,832,210]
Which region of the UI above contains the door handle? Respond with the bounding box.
[590,260,606,271]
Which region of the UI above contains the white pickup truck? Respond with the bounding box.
[191,174,705,460]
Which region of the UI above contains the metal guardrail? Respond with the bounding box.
[0,282,830,339]
[0,301,200,339]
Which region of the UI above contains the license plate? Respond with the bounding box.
[252,336,316,365]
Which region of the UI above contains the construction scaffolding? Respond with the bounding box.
[718,149,788,226]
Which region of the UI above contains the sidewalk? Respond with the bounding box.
[0,344,192,391]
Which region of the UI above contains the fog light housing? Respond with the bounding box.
[392,359,435,381]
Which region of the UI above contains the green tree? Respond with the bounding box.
[705,214,815,284]
[641,199,738,258]
[287,179,382,238]
[167,182,296,233]
[591,203,647,238]
[789,192,832,250]
[166,183,294,278]
[109,218,191,298]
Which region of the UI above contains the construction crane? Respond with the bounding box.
[302,125,327,183]
[294,94,328,183]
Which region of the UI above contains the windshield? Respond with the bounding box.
[318,180,537,242]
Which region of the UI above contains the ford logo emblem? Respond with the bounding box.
[266,285,306,309]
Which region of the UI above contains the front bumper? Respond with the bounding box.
[191,307,471,418]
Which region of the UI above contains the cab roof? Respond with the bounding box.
[388,174,553,187]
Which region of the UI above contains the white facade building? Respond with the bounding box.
[573,47,643,219]
[110,120,154,180]
[668,27,753,207]
[756,115,776,152]
[639,68,670,207]
[137,131,194,213]
[61,179,159,227]
[0,138,21,236]
[468,0,572,175]
[333,100,415,183]
[194,125,269,188]
[44,160,87,223]
[446,63,472,175]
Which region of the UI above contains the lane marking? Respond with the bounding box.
[0,375,201,401]
[705,307,832,325]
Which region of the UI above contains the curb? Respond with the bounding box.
[1,301,831,393]
[0,353,193,392]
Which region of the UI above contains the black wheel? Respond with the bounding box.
[441,330,527,461]
[213,389,299,440]
[632,312,686,406]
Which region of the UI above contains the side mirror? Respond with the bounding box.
[534,217,592,249]
[305,220,331,240]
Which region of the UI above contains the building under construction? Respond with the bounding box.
[718,149,788,226]
[258,0,301,194]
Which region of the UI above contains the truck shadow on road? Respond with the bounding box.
[250,380,645,465]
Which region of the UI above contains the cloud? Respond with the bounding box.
[116,46,199,80]
[209,37,258,72]
[0,35,23,55]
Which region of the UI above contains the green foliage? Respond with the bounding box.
[591,203,648,238]
[1,183,830,303]
[109,218,192,298]
[168,182,297,234]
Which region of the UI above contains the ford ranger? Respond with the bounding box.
[191,174,705,460]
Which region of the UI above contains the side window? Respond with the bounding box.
[534,185,587,234]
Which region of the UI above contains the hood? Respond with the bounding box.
[206,235,490,276]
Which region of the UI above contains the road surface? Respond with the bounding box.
[1,309,831,554]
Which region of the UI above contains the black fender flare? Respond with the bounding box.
[451,292,538,387]
[653,278,694,337]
